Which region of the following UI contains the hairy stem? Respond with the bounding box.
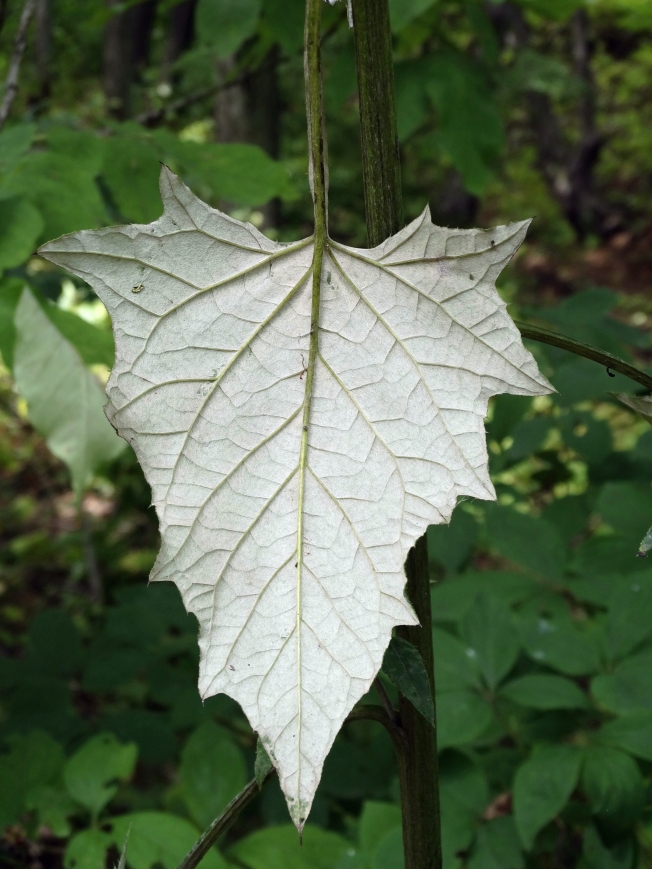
[351,2,442,868]
[0,0,37,132]
[516,322,652,391]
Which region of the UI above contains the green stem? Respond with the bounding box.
[177,768,276,869]
[351,3,442,868]
[516,321,652,391]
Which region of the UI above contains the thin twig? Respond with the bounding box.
[516,321,652,391]
[0,0,37,132]
[373,676,398,724]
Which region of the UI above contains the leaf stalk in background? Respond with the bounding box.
[351,1,442,867]
[0,0,38,132]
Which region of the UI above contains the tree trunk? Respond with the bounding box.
[163,0,198,73]
[33,0,50,100]
[102,0,157,119]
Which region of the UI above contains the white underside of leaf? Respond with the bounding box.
[39,167,552,826]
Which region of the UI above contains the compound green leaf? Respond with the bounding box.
[13,288,125,496]
[461,594,520,689]
[64,733,137,818]
[513,744,582,849]
[38,166,551,828]
[179,720,247,830]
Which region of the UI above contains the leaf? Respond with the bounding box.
[598,712,652,761]
[437,691,495,750]
[63,733,138,818]
[581,746,644,836]
[517,597,601,676]
[582,825,635,869]
[431,571,535,624]
[228,824,349,869]
[262,0,304,54]
[196,0,262,58]
[424,53,504,195]
[25,784,78,838]
[461,594,520,689]
[467,817,524,869]
[38,166,551,827]
[615,393,652,423]
[591,650,652,714]
[64,829,112,869]
[513,744,582,849]
[255,737,274,788]
[358,801,402,862]
[12,288,125,496]
[109,812,228,869]
[373,828,404,869]
[0,123,36,175]
[597,483,652,550]
[604,571,652,661]
[427,507,479,575]
[432,627,482,692]
[439,752,489,869]
[382,636,434,724]
[0,196,43,271]
[179,720,247,829]
[102,133,163,225]
[0,730,66,830]
[0,277,26,368]
[387,0,436,31]
[27,609,83,677]
[499,674,589,710]
[639,526,652,558]
[484,506,566,581]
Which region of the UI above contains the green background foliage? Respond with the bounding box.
[1,0,652,867]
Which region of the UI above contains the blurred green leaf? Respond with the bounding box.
[514,0,582,20]
[0,196,43,271]
[424,52,504,195]
[64,733,138,817]
[488,395,532,443]
[102,710,177,765]
[615,393,652,423]
[27,609,83,677]
[592,650,652,714]
[467,816,524,869]
[499,674,589,710]
[25,784,78,838]
[0,730,66,830]
[0,123,36,176]
[0,277,24,368]
[179,720,247,830]
[359,801,402,863]
[395,60,429,141]
[13,288,125,496]
[373,827,404,869]
[388,0,436,31]
[431,571,535,624]
[196,0,262,58]
[551,359,637,407]
[581,746,644,836]
[428,508,479,575]
[229,824,349,869]
[604,571,652,661]
[439,752,488,869]
[110,812,228,869]
[513,744,582,849]
[103,133,163,224]
[582,825,634,869]
[64,829,112,869]
[437,690,495,750]
[598,712,652,762]
[382,637,434,724]
[461,594,520,689]
[597,483,652,551]
[432,627,482,691]
[485,506,566,581]
[560,411,613,466]
[261,0,304,53]
[517,596,601,676]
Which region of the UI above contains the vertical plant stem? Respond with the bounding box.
[0,0,38,132]
[350,0,403,247]
[351,2,442,867]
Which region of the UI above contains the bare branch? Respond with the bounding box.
[0,0,38,132]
